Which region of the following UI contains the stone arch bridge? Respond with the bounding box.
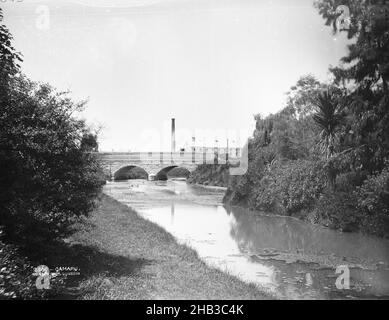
[98,149,239,180]
[98,150,240,181]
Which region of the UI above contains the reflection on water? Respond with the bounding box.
[104,180,389,299]
[228,206,389,266]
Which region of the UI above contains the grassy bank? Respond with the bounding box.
[70,194,271,299]
[1,194,272,299]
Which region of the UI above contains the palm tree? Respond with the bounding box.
[312,89,344,189]
[312,89,344,159]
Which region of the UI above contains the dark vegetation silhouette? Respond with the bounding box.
[0,8,105,298]
[188,164,230,187]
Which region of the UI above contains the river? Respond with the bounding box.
[104,179,389,300]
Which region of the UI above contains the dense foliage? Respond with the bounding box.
[225,0,389,237]
[0,229,35,299]
[355,166,389,236]
[315,0,389,171]
[188,164,230,187]
[0,8,104,243]
[225,76,388,237]
[0,8,105,298]
[252,160,327,215]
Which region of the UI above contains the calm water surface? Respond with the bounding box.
[104,179,389,299]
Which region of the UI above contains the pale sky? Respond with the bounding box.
[2,0,350,151]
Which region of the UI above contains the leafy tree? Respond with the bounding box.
[315,0,389,91]
[285,74,322,118]
[0,8,22,91]
[80,132,99,152]
[0,9,104,243]
[225,3,389,237]
[0,76,105,242]
[314,0,389,172]
[254,76,326,161]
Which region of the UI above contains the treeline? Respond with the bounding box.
[0,9,104,298]
[225,0,389,238]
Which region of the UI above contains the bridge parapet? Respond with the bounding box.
[97,151,241,180]
[98,151,240,164]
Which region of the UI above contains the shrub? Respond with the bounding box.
[0,228,67,299]
[309,191,361,232]
[310,166,389,237]
[188,164,230,187]
[224,144,269,205]
[0,76,105,243]
[224,173,252,205]
[0,226,39,299]
[253,160,327,215]
[335,170,367,192]
[0,243,32,299]
[355,166,389,237]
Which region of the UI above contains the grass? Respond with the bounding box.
[32,193,272,299]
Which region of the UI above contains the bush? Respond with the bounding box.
[335,170,367,192]
[0,76,105,243]
[0,228,68,299]
[253,160,327,215]
[224,142,270,205]
[355,166,389,237]
[308,166,389,237]
[0,236,35,299]
[188,164,230,187]
[309,191,361,231]
[224,173,252,205]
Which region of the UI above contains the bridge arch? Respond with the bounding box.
[155,166,190,181]
[114,165,149,181]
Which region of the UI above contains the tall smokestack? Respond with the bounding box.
[171,118,176,152]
